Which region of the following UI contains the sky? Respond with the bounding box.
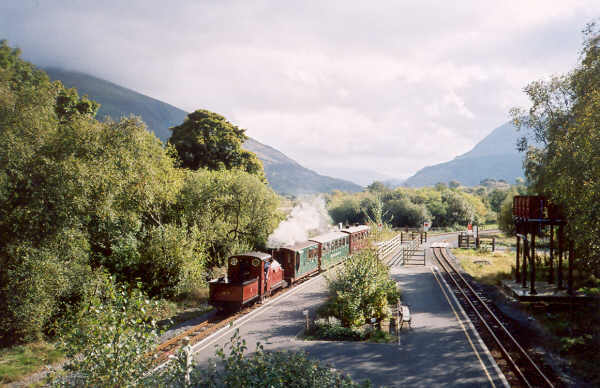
[1,1,599,185]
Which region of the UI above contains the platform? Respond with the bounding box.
[502,279,596,303]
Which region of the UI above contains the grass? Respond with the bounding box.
[155,287,213,327]
[452,248,514,286]
[0,342,63,384]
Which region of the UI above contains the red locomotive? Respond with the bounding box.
[209,252,286,311]
[209,225,370,311]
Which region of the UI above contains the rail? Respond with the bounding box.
[432,247,554,388]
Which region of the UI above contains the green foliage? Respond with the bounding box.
[487,188,509,213]
[168,109,265,180]
[55,88,99,121]
[497,190,517,235]
[0,42,281,344]
[326,249,399,328]
[51,274,160,387]
[0,234,92,343]
[157,329,370,387]
[170,169,281,266]
[328,185,495,229]
[511,22,600,276]
[0,342,63,384]
[305,317,392,343]
[307,317,366,341]
[137,223,207,298]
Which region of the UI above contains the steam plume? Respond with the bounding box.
[268,196,333,248]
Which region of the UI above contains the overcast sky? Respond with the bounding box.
[1,1,599,184]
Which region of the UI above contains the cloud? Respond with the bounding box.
[1,0,599,182]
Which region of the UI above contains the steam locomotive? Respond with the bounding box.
[208,225,370,311]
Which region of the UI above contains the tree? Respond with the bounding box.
[366,181,387,193]
[511,23,600,276]
[488,188,508,213]
[497,190,516,235]
[448,180,461,189]
[168,109,265,180]
[169,169,281,266]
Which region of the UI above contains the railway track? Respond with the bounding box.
[431,246,555,388]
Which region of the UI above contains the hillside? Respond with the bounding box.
[45,68,188,142]
[44,68,362,196]
[243,138,362,195]
[403,121,529,187]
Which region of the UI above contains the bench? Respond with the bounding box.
[399,305,411,330]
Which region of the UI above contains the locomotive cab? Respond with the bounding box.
[209,252,286,311]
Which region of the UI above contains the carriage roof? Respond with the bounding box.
[279,240,319,252]
[231,251,271,261]
[309,231,348,244]
[341,225,370,234]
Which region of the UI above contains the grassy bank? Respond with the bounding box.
[452,248,514,286]
[0,342,63,384]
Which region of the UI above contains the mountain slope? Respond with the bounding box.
[243,138,362,195]
[45,67,187,142]
[404,121,529,187]
[44,68,362,195]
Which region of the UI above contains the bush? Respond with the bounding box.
[51,274,160,387]
[326,249,399,328]
[307,317,366,341]
[498,192,516,236]
[156,329,371,387]
[138,223,207,298]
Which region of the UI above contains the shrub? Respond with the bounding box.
[327,249,399,328]
[51,274,160,387]
[138,223,207,298]
[308,317,366,341]
[156,329,371,387]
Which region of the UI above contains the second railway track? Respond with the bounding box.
[432,246,556,388]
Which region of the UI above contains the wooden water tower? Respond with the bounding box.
[512,196,572,295]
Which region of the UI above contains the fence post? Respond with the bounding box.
[182,337,192,386]
[492,237,495,252]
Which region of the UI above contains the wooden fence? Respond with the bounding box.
[376,233,425,266]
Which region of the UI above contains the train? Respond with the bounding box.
[208,225,370,311]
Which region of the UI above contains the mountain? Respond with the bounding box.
[403,121,529,187]
[44,68,362,196]
[45,68,188,142]
[243,138,363,195]
[314,167,391,186]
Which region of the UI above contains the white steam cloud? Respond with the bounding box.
[267,196,333,248]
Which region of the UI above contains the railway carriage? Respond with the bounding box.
[272,241,320,284]
[209,252,285,311]
[341,225,370,254]
[309,231,350,269]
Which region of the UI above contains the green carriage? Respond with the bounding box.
[310,231,350,269]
